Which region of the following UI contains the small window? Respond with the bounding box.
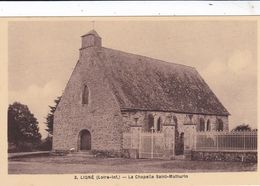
[157,117,161,132]
[82,85,89,104]
[173,116,178,126]
[206,120,211,131]
[147,114,154,132]
[198,118,205,131]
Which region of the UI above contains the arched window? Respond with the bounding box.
[147,114,154,132]
[198,118,205,131]
[216,118,224,131]
[82,85,89,104]
[156,117,161,132]
[206,119,211,131]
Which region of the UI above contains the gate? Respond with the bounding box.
[123,128,175,159]
[139,132,165,159]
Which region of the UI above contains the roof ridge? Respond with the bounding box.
[101,46,196,70]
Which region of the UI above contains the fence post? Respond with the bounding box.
[162,124,175,160]
[131,129,133,149]
[243,131,246,151]
[139,129,141,158]
[183,123,197,160]
[151,127,154,159]
[129,125,142,159]
[216,133,219,151]
[194,132,197,151]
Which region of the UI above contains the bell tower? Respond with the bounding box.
[81,30,102,49]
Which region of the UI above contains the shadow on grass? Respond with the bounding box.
[9,154,257,173]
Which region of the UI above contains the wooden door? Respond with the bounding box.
[80,130,91,150]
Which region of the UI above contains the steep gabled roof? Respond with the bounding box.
[98,47,229,116]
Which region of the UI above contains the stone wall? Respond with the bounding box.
[121,110,229,134]
[53,46,124,152]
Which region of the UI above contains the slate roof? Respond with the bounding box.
[98,47,229,116]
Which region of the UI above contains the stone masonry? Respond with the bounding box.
[53,30,229,154]
[53,33,124,152]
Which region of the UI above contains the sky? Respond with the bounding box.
[8,19,257,138]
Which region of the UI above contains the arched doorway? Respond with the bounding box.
[198,118,205,131]
[216,119,224,131]
[79,129,91,151]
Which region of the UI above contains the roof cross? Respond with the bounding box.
[92,21,95,30]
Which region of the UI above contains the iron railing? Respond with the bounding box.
[194,131,257,152]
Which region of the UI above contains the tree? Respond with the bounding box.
[232,124,252,131]
[45,96,61,136]
[41,96,61,151]
[8,102,41,151]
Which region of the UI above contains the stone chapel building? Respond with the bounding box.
[53,30,229,153]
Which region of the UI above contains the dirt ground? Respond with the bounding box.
[8,155,257,174]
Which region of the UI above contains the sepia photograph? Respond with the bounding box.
[7,18,257,175]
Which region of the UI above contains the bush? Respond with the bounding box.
[8,142,18,153]
[17,142,34,152]
[8,138,52,153]
[192,151,257,163]
[121,149,131,158]
[38,136,52,151]
[8,142,37,152]
[91,150,122,158]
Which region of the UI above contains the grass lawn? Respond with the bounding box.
[8,155,257,174]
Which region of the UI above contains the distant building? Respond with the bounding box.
[53,30,229,153]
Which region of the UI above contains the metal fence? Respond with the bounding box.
[139,132,165,159]
[194,131,257,152]
[123,131,166,159]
